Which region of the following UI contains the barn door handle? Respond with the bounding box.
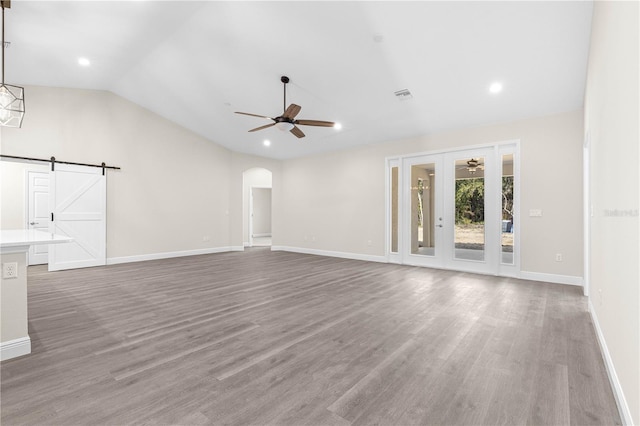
[30,222,39,225]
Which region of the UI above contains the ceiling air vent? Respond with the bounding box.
[394,89,413,101]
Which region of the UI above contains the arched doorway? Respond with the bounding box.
[242,168,272,247]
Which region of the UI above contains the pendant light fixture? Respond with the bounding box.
[0,0,25,128]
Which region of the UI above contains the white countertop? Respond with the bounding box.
[0,229,73,249]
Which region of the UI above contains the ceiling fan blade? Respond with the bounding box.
[248,123,276,132]
[235,111,274,120]
[295,119,335,128]
[282,104,302,119]
[290,126,305,138]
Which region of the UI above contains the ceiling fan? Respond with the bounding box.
[235,76,336,139]
[457,158,485,174]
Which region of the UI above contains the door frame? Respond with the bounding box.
[386,139,520,277]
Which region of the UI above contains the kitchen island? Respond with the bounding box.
[1,230,72,361]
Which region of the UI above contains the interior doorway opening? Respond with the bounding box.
[242,168,272,247]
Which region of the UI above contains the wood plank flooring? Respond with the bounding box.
[1,249,621,425]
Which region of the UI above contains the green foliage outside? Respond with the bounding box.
[454,176,514,225]
[455,178,485,224]
[501,176,514,221]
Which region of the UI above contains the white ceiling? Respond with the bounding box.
[5,1,593,160]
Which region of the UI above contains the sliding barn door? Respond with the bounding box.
[48,164,106,271]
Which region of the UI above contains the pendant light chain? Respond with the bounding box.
[2,4,5,86]
[0,1,26,128]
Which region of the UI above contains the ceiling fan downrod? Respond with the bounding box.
[281,76,289,114]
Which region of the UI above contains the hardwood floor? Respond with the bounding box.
[1,249,621,425]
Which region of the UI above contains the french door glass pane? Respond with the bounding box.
[501,154,515,264]
[391,166,399,253]
[411,163,435,256]
[454,157,485,261]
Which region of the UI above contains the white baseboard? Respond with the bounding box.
[271,246,387,263]
[252,233,272,238]
[518,271,583,286]
[230,246,245,252]
[588,301,633,425]
[270,248,584,285]
[0,336,31,361]
[107,247,233,265]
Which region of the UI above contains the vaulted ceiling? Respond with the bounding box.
[5,1,593,159]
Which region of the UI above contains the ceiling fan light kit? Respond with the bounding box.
[465,158,484,174]
[275,121,294,131]
[0,0,25,128]
[235,75,336,139]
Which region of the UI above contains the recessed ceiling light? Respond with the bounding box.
[334,122,342,130]
[78,57,91,67]
[263,140,271,147]
[489,82,503,94]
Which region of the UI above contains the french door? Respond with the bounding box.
[388,144,518,276]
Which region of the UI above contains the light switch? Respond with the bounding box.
[529,209,543,217]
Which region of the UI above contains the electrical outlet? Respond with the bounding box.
[311,236,316,242]
[3,262,18,279]
[598,288,603,307]
[367,240,373,247]
[555,253,563,262]
[202,236,210,242]
[529,209,543,217]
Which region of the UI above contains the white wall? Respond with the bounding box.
[0,161,49,230]
[242,168,272,244]
[1,86,234,261]
[584,1,639,423]
[278,110,584,278]
[0,89,586,279]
